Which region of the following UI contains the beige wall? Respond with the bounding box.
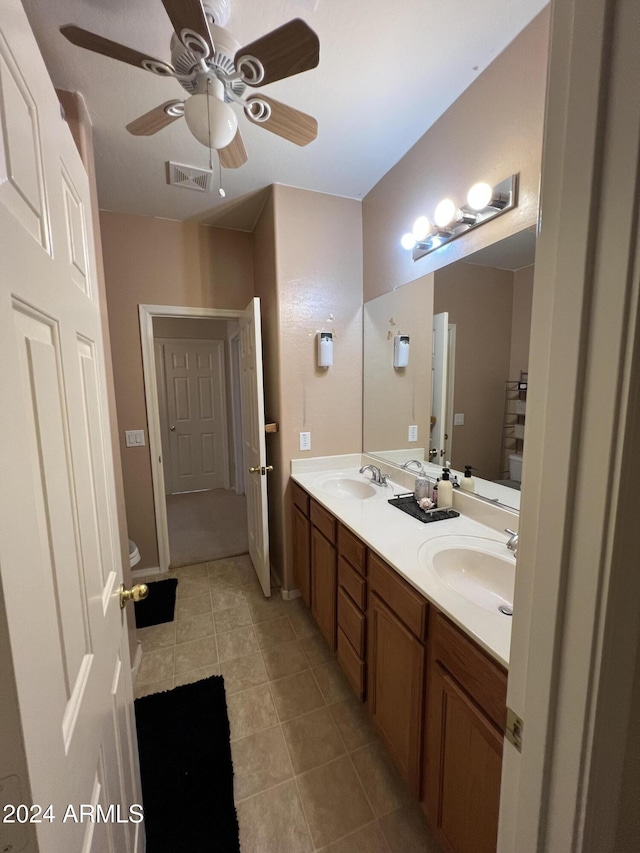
[434,262,514,480]
[362,8,549,302]
[510,264,535,379]
[363,276,433,452]
[100,212,254,568]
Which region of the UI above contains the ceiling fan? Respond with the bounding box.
[60,0,320,169]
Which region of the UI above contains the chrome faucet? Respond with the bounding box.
[505,528,519,556]
[401,459,426,474]
[359,464,389,486]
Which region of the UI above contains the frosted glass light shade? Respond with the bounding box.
[467,182,493,211]
[401,233,417,250]
[184,93,238,149]
[434,198,457,228]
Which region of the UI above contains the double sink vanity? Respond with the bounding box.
[290,453,518,853]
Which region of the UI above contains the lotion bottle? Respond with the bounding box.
[460,465,477,493]
[438,467,453,509]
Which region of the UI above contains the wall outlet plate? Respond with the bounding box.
[454,413,465,426]
[299,431,311,451]
[125,429,145,447]
[408,425,418,442]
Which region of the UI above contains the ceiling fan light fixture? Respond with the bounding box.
[184,93,238,149]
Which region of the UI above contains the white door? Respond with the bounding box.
[162,339,229,494]
[239,299,271,596]
[431,312,449,463]
[0,3,142,852]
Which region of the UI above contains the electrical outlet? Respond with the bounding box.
[299,431,311,451]
[408,425,418,442]
[125,429,145,447]
[454,413,465,426]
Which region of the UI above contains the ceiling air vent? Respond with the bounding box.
[166,162,214,193]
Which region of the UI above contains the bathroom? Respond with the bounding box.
[1,0,639,851]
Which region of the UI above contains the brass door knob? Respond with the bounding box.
[248,466,261,473]
[120,583,149,609]
[170,425,176,431]
[265,465,274,472]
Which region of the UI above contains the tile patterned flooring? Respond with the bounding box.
[134,555,442,853]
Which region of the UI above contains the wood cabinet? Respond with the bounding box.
[292,505,310,606]
[310,517,337,650]
[336,523,368,700]
[423,610,507,853]
[368,555,427,794]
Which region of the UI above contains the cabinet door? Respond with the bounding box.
[368,593,425,793]
[311,526,337,650]
[292,505,311,606]
[425,662,503,853]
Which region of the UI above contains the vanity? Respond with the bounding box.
[290,456,516,853]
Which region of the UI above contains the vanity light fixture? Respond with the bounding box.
[317,331,333,367]
[400,174,518,260]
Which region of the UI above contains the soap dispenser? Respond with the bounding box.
[460,465,477,493]
[438,467,453,509]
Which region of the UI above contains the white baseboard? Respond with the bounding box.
[131,641,143,680]
[131,566,161,579]
[280,587,302,601]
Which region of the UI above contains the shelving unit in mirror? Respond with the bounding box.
[500,373,527,486]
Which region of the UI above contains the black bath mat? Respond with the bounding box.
[134,578,178,628]
[135,676,239,852]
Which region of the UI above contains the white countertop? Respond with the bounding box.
[291,459,513,668]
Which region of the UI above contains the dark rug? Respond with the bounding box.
[135,676,239,852]
[134,578,178,629]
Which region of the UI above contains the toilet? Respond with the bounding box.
[508,453,523,483]
[128,539,141,569]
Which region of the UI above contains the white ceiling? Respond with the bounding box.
[22,0,548,231]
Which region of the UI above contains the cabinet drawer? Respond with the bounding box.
[368,551,428,640]
[338,524,366,575]
[431,610,507,731]
[338,556,367,610]
[291,481,310,515]
[310,499,337,544]
[337,627,365,700]
[338,586,365,656]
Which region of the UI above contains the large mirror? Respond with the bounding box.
[363,228,536,510]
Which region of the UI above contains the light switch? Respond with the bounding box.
[454,413,465,426]
[408,425,418,442]
[125,429,145,447]
[299,432,311,451]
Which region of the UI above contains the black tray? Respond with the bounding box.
[388,494,460,524]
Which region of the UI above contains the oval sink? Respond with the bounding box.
[318,476,377,500]
[418,535,515,614]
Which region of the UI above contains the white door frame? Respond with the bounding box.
[139,305,242,572]
[229,331,245,496]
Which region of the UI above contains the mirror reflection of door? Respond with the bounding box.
[431,312,449,463]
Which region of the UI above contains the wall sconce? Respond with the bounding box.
[394,334,410,368]
[400,174,518,260]
[317,331,333,367]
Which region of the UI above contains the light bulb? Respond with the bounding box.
[184,93,238,149]
[401,233,417,251]
[412,216,432,241]
[467,182,493,211]
[434,198,457,229]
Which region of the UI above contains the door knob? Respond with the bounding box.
[248,466,261,473]
[170,425,175,431]
[429,448,438,459]
[119,583,149,609]
[248,465,275,475]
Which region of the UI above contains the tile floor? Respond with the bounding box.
[134,554,442,853]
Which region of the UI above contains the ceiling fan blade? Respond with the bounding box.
[245,96,317,146]
[126,101,184,136]
[60,25,166,70]
[218,128,248,169]
[236,19,319,87]
[160,0,214,55]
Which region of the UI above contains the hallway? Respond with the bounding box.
[166,488,248,568]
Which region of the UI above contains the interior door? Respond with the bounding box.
[0,3,142,851]
[162,339,229,494]
[239,298,271,596]
[431,312,450,463]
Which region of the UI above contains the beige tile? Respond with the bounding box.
[175,562,208,578]
[210,587,247,613]
[174,663,219,687]
[329,697,377,752]
[136,647,174,685]
[351,741,413,818]
[313,662,353,705]
[226,683,279,741]
[175,575,211,599]
[220,652,268,694]
[299,633,334,667]
[134,677,174,699]
[175,612,214,644]
[175,594,212,620]
[232,726,293,801]
[207,556,242,575]
[253,616,296,650]
[209,567,245,589]
[217,625,259,663]
[270,669,325,722]
[214,603,252,633]
[297,755,374,847]
[281,707,346,774]
[246,593,286,624]
[174,636,218,675]
[328,822,390,852]
[379,805,443,853]
[236,780,313,853]
[288,608,323,640]
[261,640,309,681]
[137,621,176,652]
